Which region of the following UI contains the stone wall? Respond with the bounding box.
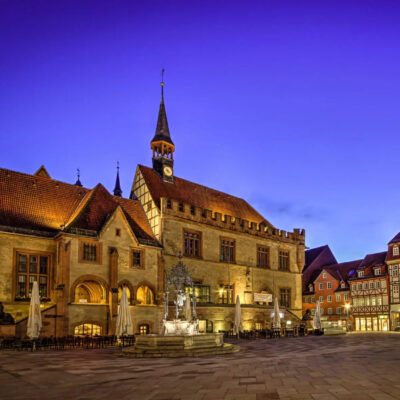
[162,215,303,319]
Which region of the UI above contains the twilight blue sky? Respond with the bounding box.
[1,0,400,262]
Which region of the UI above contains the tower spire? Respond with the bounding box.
[151,69,173,146]
[150,69,175,183]
[161,68,165,104]
[113,162,122,197]
[75,168,82,187]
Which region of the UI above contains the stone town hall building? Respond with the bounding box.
[0,85,305,337]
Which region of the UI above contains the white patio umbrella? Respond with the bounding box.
[233,295,243,337]
[116,287,133,337]
[273,297,281,330]
[27,281,42,340]
[314,301,322,330]
[184,297,192,321]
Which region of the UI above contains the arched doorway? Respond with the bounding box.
[74,280,106,304]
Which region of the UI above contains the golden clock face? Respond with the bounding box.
[163,166,173,177]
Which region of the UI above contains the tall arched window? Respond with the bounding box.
[118,286,131,304]
[136,285,154,305]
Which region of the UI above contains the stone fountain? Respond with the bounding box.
[122,254,239,357]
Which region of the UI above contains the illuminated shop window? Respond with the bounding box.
[186,284,210,303]
[74,323,101,337]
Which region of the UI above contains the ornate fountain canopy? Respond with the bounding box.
[166,253,193,291]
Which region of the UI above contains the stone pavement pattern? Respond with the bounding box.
[1,333,400,400]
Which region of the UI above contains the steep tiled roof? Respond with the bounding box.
[0,167,159,246]
[302,245,337,292]
[0,168,87,233]
[304,245,337,272]
[388,232,400,245]
[67,184,118,232]
[113,196,156,243]
[138,165,273,227]
[359,251,387,268]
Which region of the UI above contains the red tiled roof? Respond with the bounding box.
[138,165,274,227]
[0,168,87,233]
[113,196,156,242]
[302,245,337,292]
[0,167,158,245]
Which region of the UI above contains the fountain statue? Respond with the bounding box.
[162,253,199,336]
[121,253,239,357]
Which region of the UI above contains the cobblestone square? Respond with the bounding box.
[1,333,400,400]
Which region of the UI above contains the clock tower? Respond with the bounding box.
[151,75,175,183]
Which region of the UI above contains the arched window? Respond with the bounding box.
[138,324,149,335]
[136,285,154,305]
[74,323,101,337]
[118,286,131,304]
[75,280,106,304]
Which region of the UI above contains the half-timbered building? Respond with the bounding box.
[349,252,390,331]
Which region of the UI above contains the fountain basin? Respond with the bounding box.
[121,333,240,358]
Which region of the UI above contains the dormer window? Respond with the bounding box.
[393,246,399,256]
[374,267,381,276]
[341,282,345,288]
[308,284,313,292]
[358,270,364,278]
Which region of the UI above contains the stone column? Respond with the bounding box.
[55,239,71,337]
[109,247,119,335]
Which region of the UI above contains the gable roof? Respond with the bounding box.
[302,245,337,292]
[304,245,337,272]
[138,165,273,227]
[389,232,400,245]
[34,165,51,178]
[0,167,159,246]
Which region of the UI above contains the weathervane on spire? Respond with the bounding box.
[113,161,122,197]
[75,168,82,187]
[161,68,165,102]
